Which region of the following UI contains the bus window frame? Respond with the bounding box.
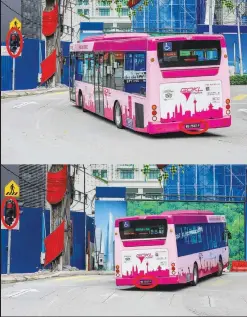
[157,40,222,68]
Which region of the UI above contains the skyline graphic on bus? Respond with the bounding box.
[161,100,223,123]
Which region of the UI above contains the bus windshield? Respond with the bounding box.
[119,219,168,240]
[157,40,221,68]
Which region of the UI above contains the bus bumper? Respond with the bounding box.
[116,276,180,287]
[147,116,231,135]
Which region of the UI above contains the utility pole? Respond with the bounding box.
[236,0,244,75]
[44,0,62,88]
[49,164,72,271]
[70,1,73,42]
[209,0,213,34]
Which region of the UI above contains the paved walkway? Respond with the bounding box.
[1,270,114,284]
[1,86,69,99]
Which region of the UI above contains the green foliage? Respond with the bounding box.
[127,201,245,261]
[221,0,235,10]
[230,75,247,85]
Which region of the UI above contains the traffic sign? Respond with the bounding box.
[6,28,24,59]
[9,17,22,31]
[1,197,20,230]
[4,180,20,198]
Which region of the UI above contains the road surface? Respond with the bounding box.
[1,86,247,163]
[1,273,247,316]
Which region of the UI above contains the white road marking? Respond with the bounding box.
[5,289,39,298]
[48,298,57,307]
[67,287,78,293]
[13,101,37,109]
[238,109,247,114]
[36,108,53,130]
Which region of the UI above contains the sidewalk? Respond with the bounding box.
[1,268,232,285]
[1,270,115,284]
[1,85,69,99]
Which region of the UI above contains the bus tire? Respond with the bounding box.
[191,263,199,286]
[114,102,123,129]
[216,258,223,276]
[78,91,87,112]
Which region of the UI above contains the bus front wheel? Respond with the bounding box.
[191,263,199,286]
[114,102,123,129]
[216,258,223,276]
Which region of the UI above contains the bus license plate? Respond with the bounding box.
[140,279,152,286]
[185,123,200,129]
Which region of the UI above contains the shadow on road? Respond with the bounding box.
[118,273,221,292]
[73,106,224,140]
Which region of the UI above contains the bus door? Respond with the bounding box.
[94,53,104,116]
[69,53,76,101]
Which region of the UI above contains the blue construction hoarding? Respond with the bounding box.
[1,39,71,91]
[1,207,95,274]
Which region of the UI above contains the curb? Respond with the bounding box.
[1,271,115,284]
[1,88,69,99]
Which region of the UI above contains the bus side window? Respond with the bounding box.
[124,52,146,96]
[113,52,124,91]
[103,52,114,89]
[75,53,83,82]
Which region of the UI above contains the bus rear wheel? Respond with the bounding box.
[191,264,199,286]
[216,259,223,276]
[114,102,123,129]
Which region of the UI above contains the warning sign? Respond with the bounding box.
[9,17,22,31]
[4,180,20,197]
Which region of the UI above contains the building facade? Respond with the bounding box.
[73,164,163,214]
[76,0,131,31]
[130,0,247,33]
[1,0,22,41]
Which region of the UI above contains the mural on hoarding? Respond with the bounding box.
[127,201,245,261]
[95,200,127,270]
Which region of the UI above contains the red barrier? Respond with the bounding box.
[42,3,58,36]
[44,220,65,266]
[230,261,247,272]
[46,165,67,205]
[40,49,56,84]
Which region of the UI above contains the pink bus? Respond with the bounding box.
[69,33,231,135]
[114,210,232,288]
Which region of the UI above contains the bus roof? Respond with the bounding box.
[70,33,226,51]
[82,33,225,42]
[115,210,226,226]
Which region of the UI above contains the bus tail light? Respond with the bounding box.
[152,116,157,121]
[152,110,157,116]
[152,105,157,110]
[225,100,231,115]
[116,265,120,274]
[171,262,176,275]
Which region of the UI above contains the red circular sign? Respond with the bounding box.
[1,197,20,230]
[156,165,168,170]
[127,0,142,8]
[179,119,209,135]
[133,275,159,290]
[6,27,23,58]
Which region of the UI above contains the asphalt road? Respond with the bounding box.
[1,86,247,163]
[1,273,247,316]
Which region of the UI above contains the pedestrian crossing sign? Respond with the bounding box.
[4,180,20,197]
[9,17,22,31]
